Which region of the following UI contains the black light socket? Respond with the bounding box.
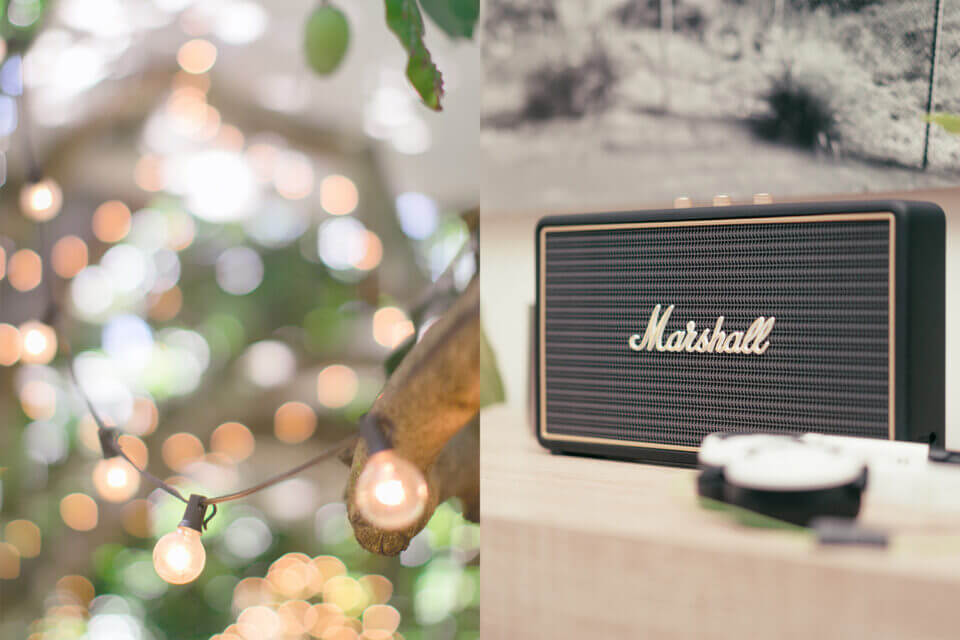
[98,427,123,459]
[359,413,392,455]
[179,494,209,532]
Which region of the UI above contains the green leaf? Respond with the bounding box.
[926,113,960,135]
[419,0,479,39]
[384,0,445,110]
[304,4,350,75]
[479,327,505,408]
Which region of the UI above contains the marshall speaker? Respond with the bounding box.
[535,200,945,467]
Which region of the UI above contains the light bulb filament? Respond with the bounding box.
[166,545,191,571]
[153,525,206,585]
[355,449,428,531]
[374,479,406,506]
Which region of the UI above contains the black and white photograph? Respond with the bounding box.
[483,0,960,212]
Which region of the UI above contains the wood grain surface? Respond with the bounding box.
[480,405,960,639]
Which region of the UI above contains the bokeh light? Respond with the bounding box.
[122,500,154,538]
[273,401,317,444]
[358,575,393,605]
[319,174,358,216]
[180,150,260,222]
[0,543,20,579]
[51,235,88,278]
[70,266,115,318]
[118,435,149,469]
[362,604,401,636]
[55,575,95,607]
[134,153,166,192]
[237,605,282,638]
[322,576,366,617]
[245,141,279,182]
[19,321,57,364]
[395,192,439,240]
[372,307,415,349]
[277,599,316,635]
[20,177,63,222]
[316,365,358,409]
[217,123,245,150]
[60,493,99,531]
[210,421,255,463]
[20,379,57,420]
[354,232,383,271]
[243,340,296,388]
[223,515,272,560]
[213,1,268,44]
[177,39,217,74]
[216,246,263,295]
[317,217,367,271]
[274,150,314,200]
[233,576,273,611]
[161,432,205,471]
[0,323,22,366]
[92,200,132,243]
[8,248,43,291]
[149,285,184,322]
[25,419,68,464]
[127,397,159,437]
[4,520,41,558]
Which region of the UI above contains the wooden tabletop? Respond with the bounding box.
[480,405,960,639]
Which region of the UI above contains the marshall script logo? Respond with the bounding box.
[628,305,775,355]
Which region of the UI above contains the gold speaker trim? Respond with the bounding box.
[538,212,896,452]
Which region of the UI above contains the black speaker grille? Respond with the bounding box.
[540,217,892,449]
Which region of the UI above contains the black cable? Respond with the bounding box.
[69,363,361,510]
[68,365,189,504]
[204,434,359,505]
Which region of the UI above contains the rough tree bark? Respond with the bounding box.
[344,278,481,555]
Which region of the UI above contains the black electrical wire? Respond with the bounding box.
[68,365,189,504]
[204,434,359,505]
[70,362,363,511]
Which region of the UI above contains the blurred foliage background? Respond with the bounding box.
[0,0,480,638]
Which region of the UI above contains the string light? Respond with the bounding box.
[153,495,208,585]
[75,374,361,586]
[92,430,141,503]
[355,416,428,531]
[19,177,63,222]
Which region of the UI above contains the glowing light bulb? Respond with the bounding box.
[19,178,63,222]
[355,450,428,531]
[92,457,141,503]
[153,526,206,584]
